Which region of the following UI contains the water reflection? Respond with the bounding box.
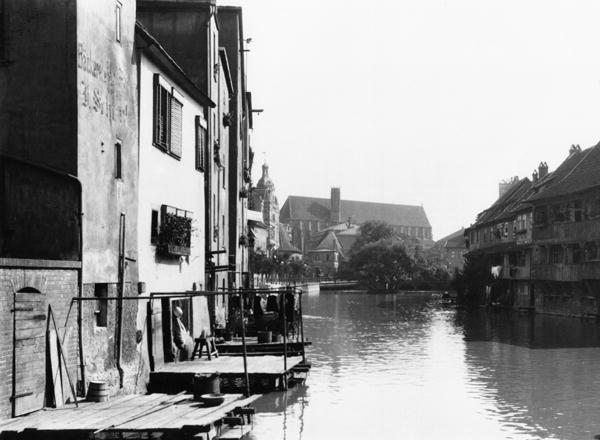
[247,292,600,440]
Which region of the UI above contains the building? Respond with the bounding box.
[219,6,253,289]
[432,228,467,272]
[465,174,535,308]
[0,0,141,418]
[138,0,228,295]
[528,144,600,317]
[137,1,253,292]
[250,162,280,254]
[465,143,600,317]
[280,187,433,253]
[136,23,215,361]
[0,0,255,420]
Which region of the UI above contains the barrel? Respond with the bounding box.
[193,373,220,401]
[257,330,272,344]
[87,381,109,402]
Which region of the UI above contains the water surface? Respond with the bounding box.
[246,292,600,440]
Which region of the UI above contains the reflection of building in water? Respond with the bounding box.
[458,309,600,440]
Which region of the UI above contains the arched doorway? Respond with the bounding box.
[12,287,47,417]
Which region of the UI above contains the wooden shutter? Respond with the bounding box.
[170,97,182,158]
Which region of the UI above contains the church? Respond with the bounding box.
[280,188,433,255]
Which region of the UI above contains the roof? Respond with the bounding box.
[528,143,600,202]
[280,196,431,228]
[135,22,215,108]
[472,178,534,227]
[436,228,465,249]
[278,227,301,254]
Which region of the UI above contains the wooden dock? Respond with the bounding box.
[150,356,309,393]
[216,337,311,356]
[0,392,260,440]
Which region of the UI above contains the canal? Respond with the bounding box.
[246,291,600,440]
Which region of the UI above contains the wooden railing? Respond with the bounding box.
[500,265,530,280]
[534,219,600,242]
[532,261,600,281]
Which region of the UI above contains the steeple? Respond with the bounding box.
[262,162,269,180]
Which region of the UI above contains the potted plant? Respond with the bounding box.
[158,212,192,257]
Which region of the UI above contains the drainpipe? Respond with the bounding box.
[115,213,126,388]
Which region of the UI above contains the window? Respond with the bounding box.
[114,141,122,179]
[195,116,208,171]
[153,74,183,158]
[550,245,564,264]
[222,166,226,189]
[115,1,122,43]
[94,283,108,327]
[151,209,159,244]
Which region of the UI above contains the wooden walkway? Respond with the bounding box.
[0,393,259,440]
[150,356,308,393]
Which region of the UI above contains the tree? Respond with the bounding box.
[348,239,414,292]
[452,253,492,306]
[351,220,395,251]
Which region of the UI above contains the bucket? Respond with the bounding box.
[87,381,109,402]
[193,373,220,401]
[257,331,272,344]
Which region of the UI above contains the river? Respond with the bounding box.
[246,291,600,440]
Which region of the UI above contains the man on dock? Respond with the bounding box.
[173,306,193,361]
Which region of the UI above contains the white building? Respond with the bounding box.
[136,25,215,353]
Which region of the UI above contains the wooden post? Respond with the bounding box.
[282,289,288,389]
[299,290,306,364]
[239,290,250,397]
[11,287,16,418]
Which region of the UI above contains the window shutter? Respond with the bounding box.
[153,75,160,145]
[170,96,182,158]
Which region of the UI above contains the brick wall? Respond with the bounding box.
[0,267,78,420]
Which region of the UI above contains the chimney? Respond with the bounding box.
[538,162,548,179]
[330,187,341,224]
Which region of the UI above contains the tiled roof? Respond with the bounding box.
[473,178,533,226]
[281,196,431,228]
[436,228,465,249]
[528,143,600,202]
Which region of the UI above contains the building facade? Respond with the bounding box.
[0,0,255,420]
[465,144,600,317]
[280,187,433,254]
[0,0,141,418]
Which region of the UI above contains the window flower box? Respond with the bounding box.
[158,206,192,258]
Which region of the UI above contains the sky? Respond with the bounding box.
[226,0,600,240]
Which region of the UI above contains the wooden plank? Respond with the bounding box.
[47,329,63,408]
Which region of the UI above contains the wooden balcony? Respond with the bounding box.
[531,264,580,281]
[531,261,600,281]
[500,265,530,280]
[534,219,600,242]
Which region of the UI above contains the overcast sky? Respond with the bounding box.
[226,0,600,240]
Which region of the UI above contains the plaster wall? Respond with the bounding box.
[137,54,209,335]
[76,0,139,284]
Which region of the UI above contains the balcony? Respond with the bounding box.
[531,264,580,281]
[531,261,600,281]
[534,219,600,242]
[500,265,530,280]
